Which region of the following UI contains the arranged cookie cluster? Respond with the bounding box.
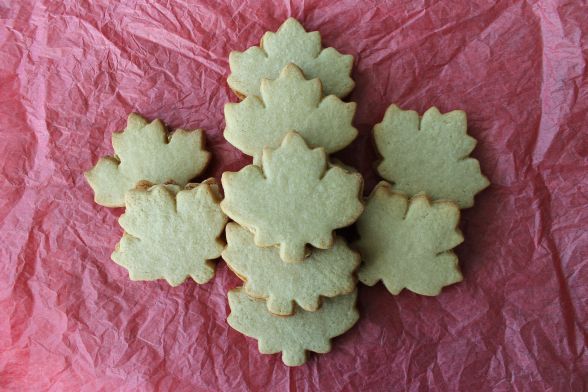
[85,17,489,367]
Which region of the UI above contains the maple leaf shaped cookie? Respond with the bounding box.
[221,132,364,263]
[85,113,210,207]
[374,105,490,208]
[223,223,359,316]
[228,18,354,98]
[224,64,357,161]
[355,181,464,296]
[227,287,359,366]
[111,180,227,286]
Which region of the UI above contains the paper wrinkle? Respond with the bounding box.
[1,1,587,390]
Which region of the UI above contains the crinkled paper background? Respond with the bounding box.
[1,0,587,390]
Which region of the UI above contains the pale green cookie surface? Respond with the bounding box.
[221,132,364,263]
[224,63,357,160]
[223,223,359,315]
[85,113,210,207]
[374,105,489,208]
[111,180,227,286]
[355,181,464,296]
[227,287,358,366]
[228,18,354,98]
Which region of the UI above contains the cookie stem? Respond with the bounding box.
[279,241,307,263]
[282,347,307,367]
[267,296,294,316]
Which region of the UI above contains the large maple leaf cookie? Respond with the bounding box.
[221,132,363,263]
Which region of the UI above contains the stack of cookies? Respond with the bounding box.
[354,105,489,295]
[84,17,489,367]
[85,114,228,286]
[221,18,364,366]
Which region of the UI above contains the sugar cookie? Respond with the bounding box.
[112,180,227,286]
[221,132,363,263]
[223,223,359,315]
[85,113,210,207]
[227,287,358,366]
[228,18,354,98]
[374,105,489,208]
[225,64,356,161]
[355,181,463,296]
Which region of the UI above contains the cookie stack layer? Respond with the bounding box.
[222,18,363,366]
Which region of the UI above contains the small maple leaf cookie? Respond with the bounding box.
[374,105,490,208]
[228,18,354,98]
[355,181,464,296]
[222,223,359,316]
[224,64,357,161]
[221,132,364,263]
[227,287,359,366]
[111,180,227,286]
[85,113,210,207]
